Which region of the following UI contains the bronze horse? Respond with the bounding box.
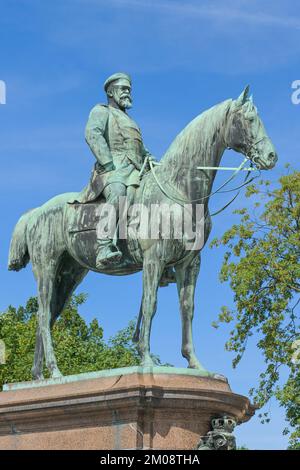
[8,87,277,379]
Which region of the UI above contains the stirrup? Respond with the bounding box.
[96,245,122,268]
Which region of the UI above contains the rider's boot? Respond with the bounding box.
[95,182,127,268]
[96,238,122,268]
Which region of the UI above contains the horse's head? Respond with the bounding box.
[225,86,278,170]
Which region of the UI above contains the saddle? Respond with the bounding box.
[65,199,176,285]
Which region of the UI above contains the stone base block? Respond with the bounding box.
[0,367,255,450]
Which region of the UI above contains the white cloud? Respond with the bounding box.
[42,0,300,75]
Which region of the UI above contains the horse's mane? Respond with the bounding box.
[160,99,233,172]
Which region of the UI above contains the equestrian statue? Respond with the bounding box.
[8,73,278,379]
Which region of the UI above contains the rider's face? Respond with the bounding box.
[109,79,132,110]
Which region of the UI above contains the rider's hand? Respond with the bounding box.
[103,161,115,172]
[145,155,158,172]
[147,155,157,163]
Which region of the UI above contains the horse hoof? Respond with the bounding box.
[188,360,207,372]
[32,374,44,381]
[51,370,63,379]
[141,358,154,368]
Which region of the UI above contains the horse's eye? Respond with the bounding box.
[246,112,256,121]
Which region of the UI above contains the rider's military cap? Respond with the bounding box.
[104,73,131,92]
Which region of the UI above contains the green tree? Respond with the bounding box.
[211,169,300,449]
[0,293,143,390]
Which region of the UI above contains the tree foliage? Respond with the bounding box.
[211,169,300,449]
[0,293,143,390]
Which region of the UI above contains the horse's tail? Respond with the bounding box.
[8,210,34,271]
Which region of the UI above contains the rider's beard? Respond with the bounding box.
[118,95,132,109]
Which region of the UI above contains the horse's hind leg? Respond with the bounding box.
[175,254,207,371]
[31,257,87,380]
[37,267,62,378]
[31,328,44,380]
[50,255,88,329]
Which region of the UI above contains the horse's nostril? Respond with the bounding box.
[265,152,278,168]
[269,152,277,162]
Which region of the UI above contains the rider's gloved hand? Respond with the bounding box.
[144,154,158,172]
[147,154,157,163]
[103,161,115,172]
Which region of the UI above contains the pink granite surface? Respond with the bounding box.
[0,372,255,450]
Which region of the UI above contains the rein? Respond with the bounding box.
[144,155,260,215]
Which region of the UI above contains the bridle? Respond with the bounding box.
[243,136,268,167]
[143,152,261,216]
[139,113,266,215]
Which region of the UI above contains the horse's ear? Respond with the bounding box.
[236,85,250,107]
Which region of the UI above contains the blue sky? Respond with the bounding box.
[1,0,299,449]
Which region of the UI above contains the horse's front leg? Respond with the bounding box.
[175,254,207,371]
[138,254,164,367]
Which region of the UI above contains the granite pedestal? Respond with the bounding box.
[0,367,255,450]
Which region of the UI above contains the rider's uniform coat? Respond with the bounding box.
[70,104,151,203]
